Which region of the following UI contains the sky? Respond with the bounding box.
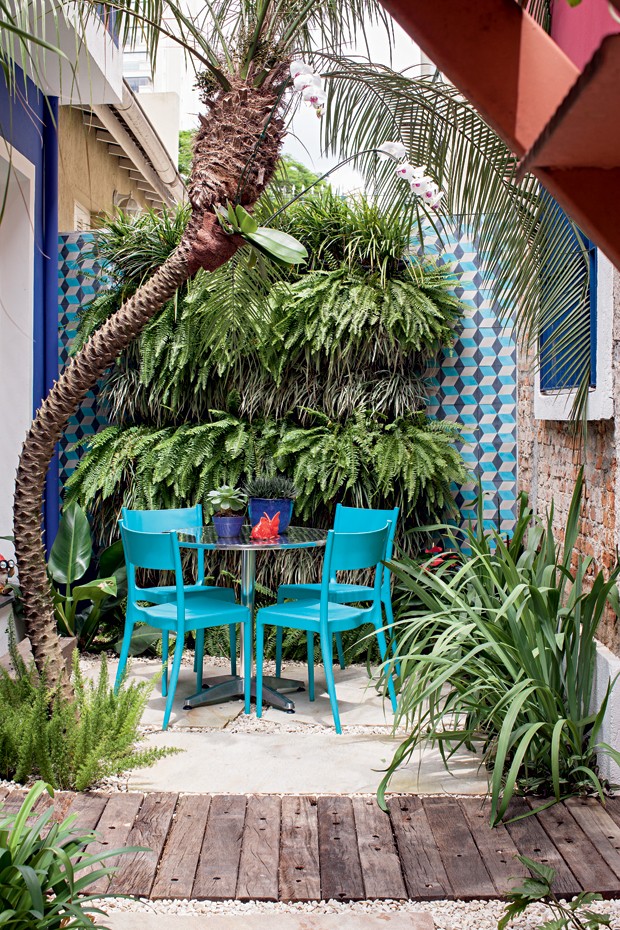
[282,21,427,192]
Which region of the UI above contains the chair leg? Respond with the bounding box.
[163,633,184,730]
[229,624,237,676]
[195,628,205,693]
[255,622,265,718]
[275,627,283,677]
[114,620,134,693]
[374,626,398,713]
[161,632,169,698]
[243,619,252,715]
[383,597,401,676]
[320,633,342,734]
[306,633,315,701]
[335,632,346,670]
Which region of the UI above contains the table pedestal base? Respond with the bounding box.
[183,675,304,713]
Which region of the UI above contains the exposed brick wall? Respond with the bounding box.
[517,268,620,655]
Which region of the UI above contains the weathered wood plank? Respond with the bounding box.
[318,796,365,901]
[0,789,29,814]
[87,792,144,894]
[423,797,495,899]
[504,798,580,897]
[236,795,281,901]
[279,795,321,902]
[387,796,451,899]
[459,798,528,895]
[533,800,619,896]
[108,792,178,897]
[59,791,109,836]
[353,796,406,900]
[151,794,211,900]
[192,795,246,900]
[565,798,620,880]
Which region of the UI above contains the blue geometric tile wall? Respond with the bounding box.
[57,226,517,535]
[423,225,517,536]
[57,233,109,501]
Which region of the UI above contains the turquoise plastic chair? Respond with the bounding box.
[274,504,399,676]
[256,525,397,733]
[121,506,237,676]
[116,524,251,729]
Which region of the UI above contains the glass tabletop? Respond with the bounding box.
[176,525,327,551]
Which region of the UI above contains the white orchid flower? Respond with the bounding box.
[378,141,407,161]
[410,175,433,195]
[293,72,321,93]
[394,162,418,181]
[302,86,327,108]
[428,190,444,209]
[290,61,313,80]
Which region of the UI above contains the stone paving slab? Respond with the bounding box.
[127,729,487,795]
[103,912,435,930]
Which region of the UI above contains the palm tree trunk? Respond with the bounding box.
[14,75,286,690]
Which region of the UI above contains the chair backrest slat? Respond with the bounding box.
[322,525,390,577]
[121,504,202,533]
[121,505,203,584]
[120,523,178,572]
[333,504,399,586]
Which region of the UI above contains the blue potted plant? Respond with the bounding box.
[245,473,298,533]
[206,485,247,537]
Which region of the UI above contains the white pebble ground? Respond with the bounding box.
[101,895,620,929]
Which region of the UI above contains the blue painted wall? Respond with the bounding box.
[0,68,59,545]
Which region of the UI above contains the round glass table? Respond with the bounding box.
[176,525,327,713]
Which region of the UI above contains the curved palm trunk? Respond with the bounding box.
[14,75,285,690]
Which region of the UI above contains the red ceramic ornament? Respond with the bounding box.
[251,512,281,539]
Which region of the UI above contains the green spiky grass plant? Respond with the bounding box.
[0,640,175,790]
[380,470,620,824]
[0,781,137,929]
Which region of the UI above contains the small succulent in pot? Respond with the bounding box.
[206,485,247,537]
[245,473,298,533]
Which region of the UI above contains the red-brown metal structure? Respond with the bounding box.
[380,0,620,269]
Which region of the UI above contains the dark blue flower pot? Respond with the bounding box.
[248,498,294,533]
[213,514,245,537]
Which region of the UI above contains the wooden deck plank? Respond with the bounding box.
[0,788,29,814]
[237,795,281,901]
[279,795,321,902]
[565,798,620,881]
[61,791,108,834]
[504,798,580,897]
[88,792,144,894]
[459,798,528,895]
[318,796,365,901]
[387,796,451,900]
[353,796,407,900]
[192,795,246,900]
[108,792,177,897]
[533,800,620,896]
[423,797,496,900]
[151,794,210,900]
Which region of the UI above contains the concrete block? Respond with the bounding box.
[102,912,434,930]
[593,639,620,783]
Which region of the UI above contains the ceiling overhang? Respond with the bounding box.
[379,0,620,270]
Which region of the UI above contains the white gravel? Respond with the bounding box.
[100,895,620,929]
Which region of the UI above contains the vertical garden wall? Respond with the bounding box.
[57,222,517,537]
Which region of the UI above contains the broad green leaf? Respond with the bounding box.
[243,227,308,264]
[235,204,258,234]
[71,577,117,605]
[48,502,92,586]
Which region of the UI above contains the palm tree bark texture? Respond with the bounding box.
[14,73,286,690]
